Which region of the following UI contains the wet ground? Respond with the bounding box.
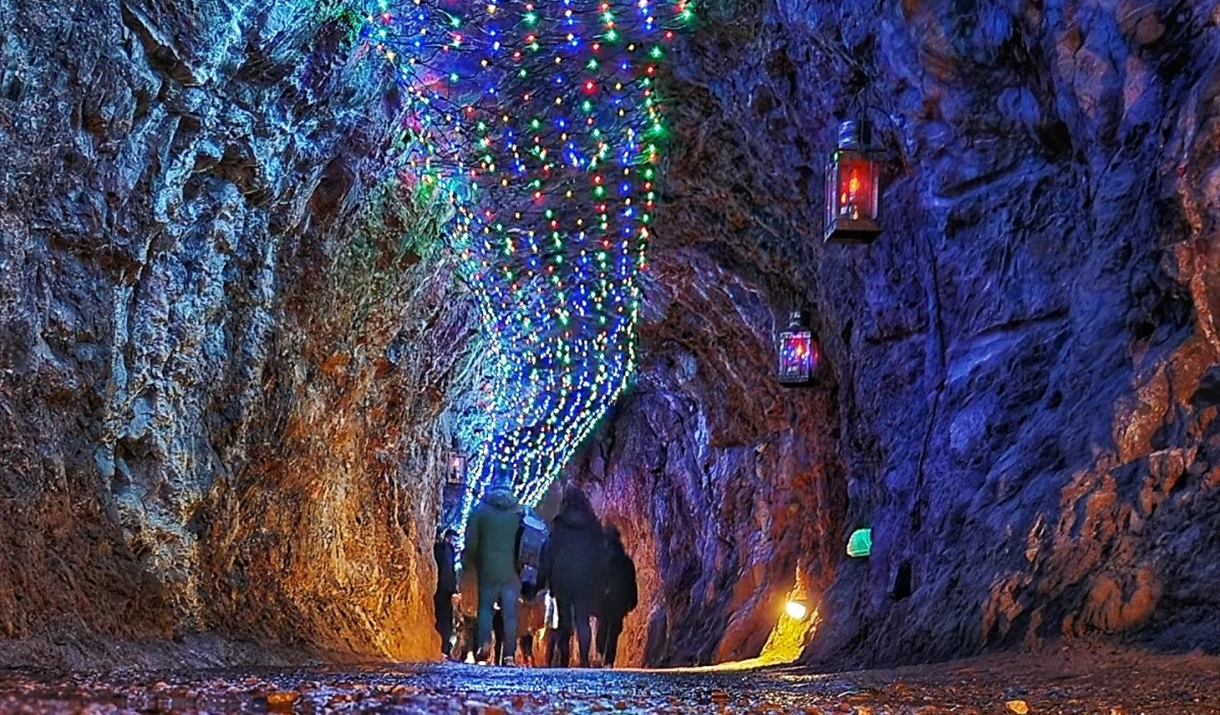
[1,645,1218,714]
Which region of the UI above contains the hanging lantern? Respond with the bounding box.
[446,451,466,486]
[777,310,820,386]
[824,119,882,243]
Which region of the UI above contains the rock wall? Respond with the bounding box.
[569,257,848,665]
[585,0,1220,668]
[0,0,464,664]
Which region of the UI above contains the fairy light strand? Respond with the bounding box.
[363,0,693,537]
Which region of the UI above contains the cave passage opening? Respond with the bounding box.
[363,0,696,540]
[441,458,843,670]
[359,0,849,668]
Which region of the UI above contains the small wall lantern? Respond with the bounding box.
[824,119,882,243]
[777,310,820,386]
[446,451,466,486]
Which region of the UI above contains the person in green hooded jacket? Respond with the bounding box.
[462,473,522,665]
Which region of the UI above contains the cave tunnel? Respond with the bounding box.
[2,0,1220,711]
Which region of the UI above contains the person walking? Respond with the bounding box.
[455,611,478,663]
[492,605,505,664]
[432,527,459,660]
[541,484,604,667]
[543,591,561,666]
[596,525,638,668]
[517,591,546,666]
[463,474,523,666]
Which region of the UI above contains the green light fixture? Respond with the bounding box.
[846,527,872,558]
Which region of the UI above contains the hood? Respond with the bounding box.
[484,487,519,510]
[555,505,595,528]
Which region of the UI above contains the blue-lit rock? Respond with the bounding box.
[570,0,1220,669]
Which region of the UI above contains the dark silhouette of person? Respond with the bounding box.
[595,525,638,667]
[519,591,546,666]
[544,593,561,666]
[540,483,604,667]
[463,473,523,665]
[492,606,505,664]
[433,527,458,659]
[455,610,478,663]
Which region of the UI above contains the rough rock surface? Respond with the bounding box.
[568,250,848,667]
[578,0,1220,668]
[0,0,466,664]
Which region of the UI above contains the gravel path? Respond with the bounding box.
[1,646,1218,714]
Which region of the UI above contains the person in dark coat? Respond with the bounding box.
[463,473,523,665]
[433,527,459,659]
[595,525,637,667]
[540,484,604,667]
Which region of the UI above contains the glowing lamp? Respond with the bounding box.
[824,119,882,243]
[846,528,872,558]
[446,451,467,485]
[777,310,819,386]
[784,600,809,620]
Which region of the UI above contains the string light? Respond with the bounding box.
[363,0,694,537]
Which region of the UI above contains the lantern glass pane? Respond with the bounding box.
[835,156,877,221]
[778,329,815,383]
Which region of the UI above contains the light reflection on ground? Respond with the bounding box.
[0,646,1217,713]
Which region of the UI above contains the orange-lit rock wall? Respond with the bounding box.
[0,0,465,665]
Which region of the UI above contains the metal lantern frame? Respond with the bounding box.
[777,310,820,386]
[824,118,882,243]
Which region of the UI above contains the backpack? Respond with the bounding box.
[515,510,549,597]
